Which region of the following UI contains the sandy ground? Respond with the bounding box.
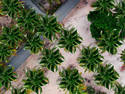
[4,0,125,94]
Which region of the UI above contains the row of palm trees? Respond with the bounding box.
[0,0,84,93]
[0,0,125,94]
[0,0,82,63]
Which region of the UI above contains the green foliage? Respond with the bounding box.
[78,47,103,72]
[71,84,87,94]
[23,69,48,94]
[120,49,125,64]
[0,66,17,88]
[85,86,95,94]
[115,1,125,16]
[0,44,13,62]
[88,0,124,54]
[59,68,84,94]
[11,87,27,94]
[39,15,62,40]
[98,30,122,54]
[115,1,125,39]
[95,64,119,89]
[89,23,102,39]
[24,35,43,53]
[93,13,117,31]
[58,28,82,53]
[0,26,23,48]
[40,48,64,72]
[17,9,40,32]
[114,83,125,94]
[92,0,114,13]
[88,10,118,40]
[1,0,23,18]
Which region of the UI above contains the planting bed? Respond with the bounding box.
[1,0,125,94]
[31,0,67,14]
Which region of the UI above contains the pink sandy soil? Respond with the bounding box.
[4,0,125,94]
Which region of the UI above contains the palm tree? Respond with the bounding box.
[17,9,40,32]
[23,69,48,94]
[0,66,17,88]
[1,0,23,18]
[0,44,14,62]
[39,15,62,41]
[94,64,119,89]
[24,34,43,54]
[114,83,125,94]
[98,30,122,54]
[92,0,115,13]
[120,49,125,64]
[115,1,125,40]
[88,10,117,39]
[40,48,64,72]
[115,0,125,16]
[59,67,84,94]
[58,28,82,53]
[11,87,27,94]
[78,47,103,72]
[0,26,24,48]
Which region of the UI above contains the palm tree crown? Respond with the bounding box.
[95,64,119,89]
[40,48,64,72]
[24,34,43,53]
[0,26,23,48]
[78,47,103,72]
[0,66,17,88]
[23,69,48,94]
[1,0,23,18]
[59,67,84,93]
[58,28,82,53]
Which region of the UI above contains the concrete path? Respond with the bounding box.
[9,0,80,70]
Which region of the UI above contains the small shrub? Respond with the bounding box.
[59,67,84,94]
[58,28,82,53]
[0,66,17,88]
[78,47,103,72]
[95,64,119,89]
[40,48,64,72]
[23,69,48,94]
[98,30,122,54]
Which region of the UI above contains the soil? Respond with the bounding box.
[32,0,67,14]
[2,0,125,94]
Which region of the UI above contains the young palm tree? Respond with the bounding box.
[40,48,64,72]
[24,34,43,54]
[88,10,117,39]
[114,83,125,94]
[0,66,17,88]
[0,26,24,48]
[59,67,84,94]
[39,15,62,40]
[78,47,103,72]
[23,69,48,94]
[98,30,122,54]
[58,28,82,53]
[0,44,14,62]
[115,1,125,40]
[17,9,40,32]
[11,87,27,94]
[120,49,125,64]
[94,64,119,89]
[1,0,23,18]
[115,0,125,16]
[92,0,115,13]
